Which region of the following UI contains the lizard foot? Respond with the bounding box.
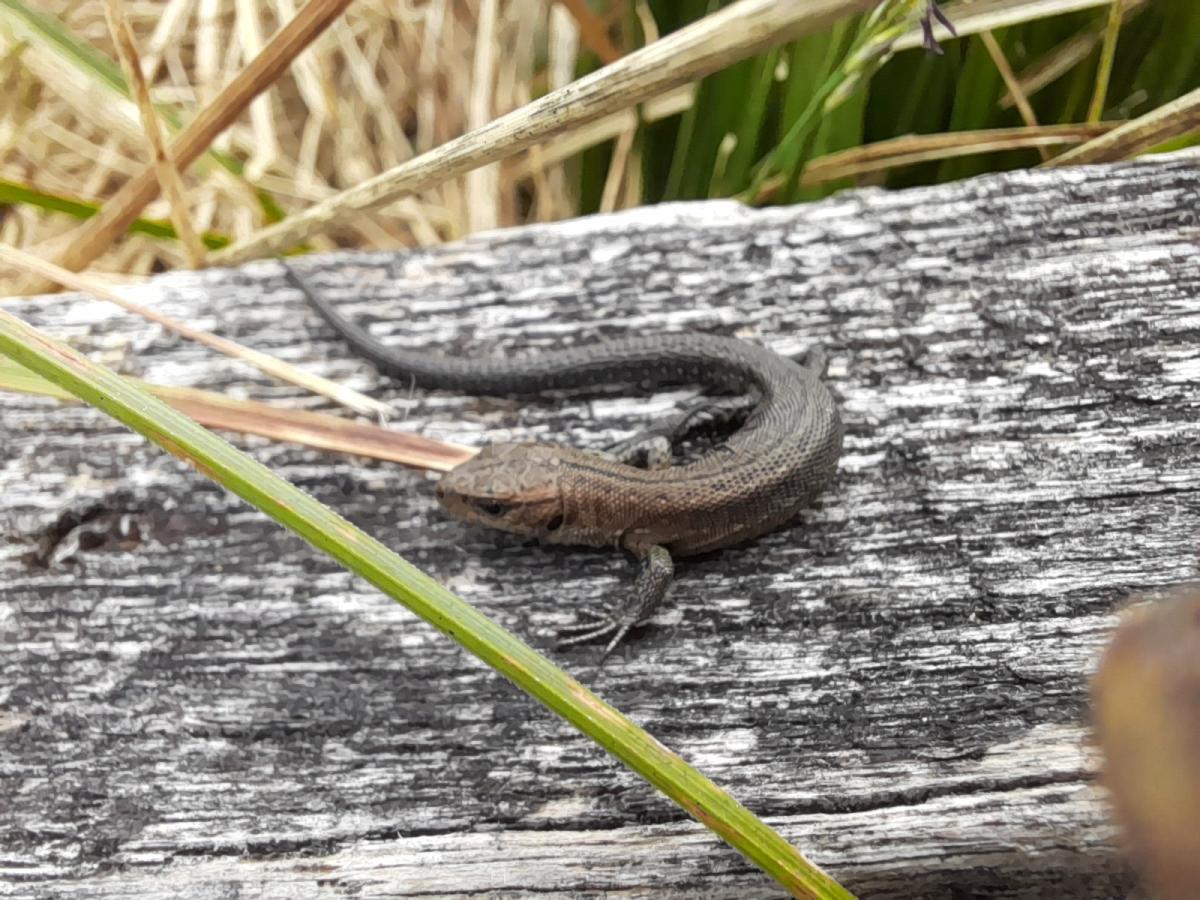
[556,608,645,663]
[556,545,673,663]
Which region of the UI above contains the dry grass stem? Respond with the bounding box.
[1,360,477,472]
[103,0,206,268]
[532,6,582,223]
[748,122,1118,198]
[509,85,694,182]
[599,124,636,213]
[999,0,1143,110]
[1046,85,1200,165]
[977,30,1049,160]
[4,0,1188,299]
[1001,27,1100,109]
[466,0,500,234]
[138,0,197,85]
[232,0,282,180]
[159,385,477,472]
[993,0,1142,112]
[0,242,392,420]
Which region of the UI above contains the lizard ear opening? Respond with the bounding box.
[545,513,564,532]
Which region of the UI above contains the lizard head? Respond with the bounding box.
[436,443,571,542]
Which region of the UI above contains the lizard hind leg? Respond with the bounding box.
[556,544,674,663]
[599,432,673,469]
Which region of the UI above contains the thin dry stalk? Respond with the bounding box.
[138,0,197,84]
[159,384,477,471]
[466,0,500,234]
[1046,85,1200,165]
[1001,28,1100,109]
[504,85,696,181]
[599,123,636,212]
[803,121,1118,182]
[103,0,206,268]
[3,365,477,472]
[416,0,448,155]
[531,5,583,222]
[233,0,282,179]
[977,29,1049,160]
[197,0,221,109]
[0,243,393,420]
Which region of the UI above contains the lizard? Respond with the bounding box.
[285,264,844,659]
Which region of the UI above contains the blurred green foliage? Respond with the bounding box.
[583,0,1200,212]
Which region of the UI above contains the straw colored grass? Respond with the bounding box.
[0,0,568,291]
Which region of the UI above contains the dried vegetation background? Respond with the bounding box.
[0,0,591,281]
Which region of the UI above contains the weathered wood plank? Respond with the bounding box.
[4,151,1200,897]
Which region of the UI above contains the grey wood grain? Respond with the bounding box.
[4,151,1200,897]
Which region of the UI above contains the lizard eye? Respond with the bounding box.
[472,498,510,517]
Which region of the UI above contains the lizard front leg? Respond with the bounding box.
[557,543,674,662]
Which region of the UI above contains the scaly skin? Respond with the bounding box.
[288,264,844,659]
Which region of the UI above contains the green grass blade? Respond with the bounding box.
[0,179,231,249]
[665,48,762,199]
[660,94,700,201]
[793,86,867,201]
[1087,1,1122,122]
[0,306,854,900]
[936,30,1009,182]
[744,56,847,202]
[0,353,73,399]
[1130,0,1200,102]
[782,30,838,128]
[652,0,714,202]
[722,48,782,193]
